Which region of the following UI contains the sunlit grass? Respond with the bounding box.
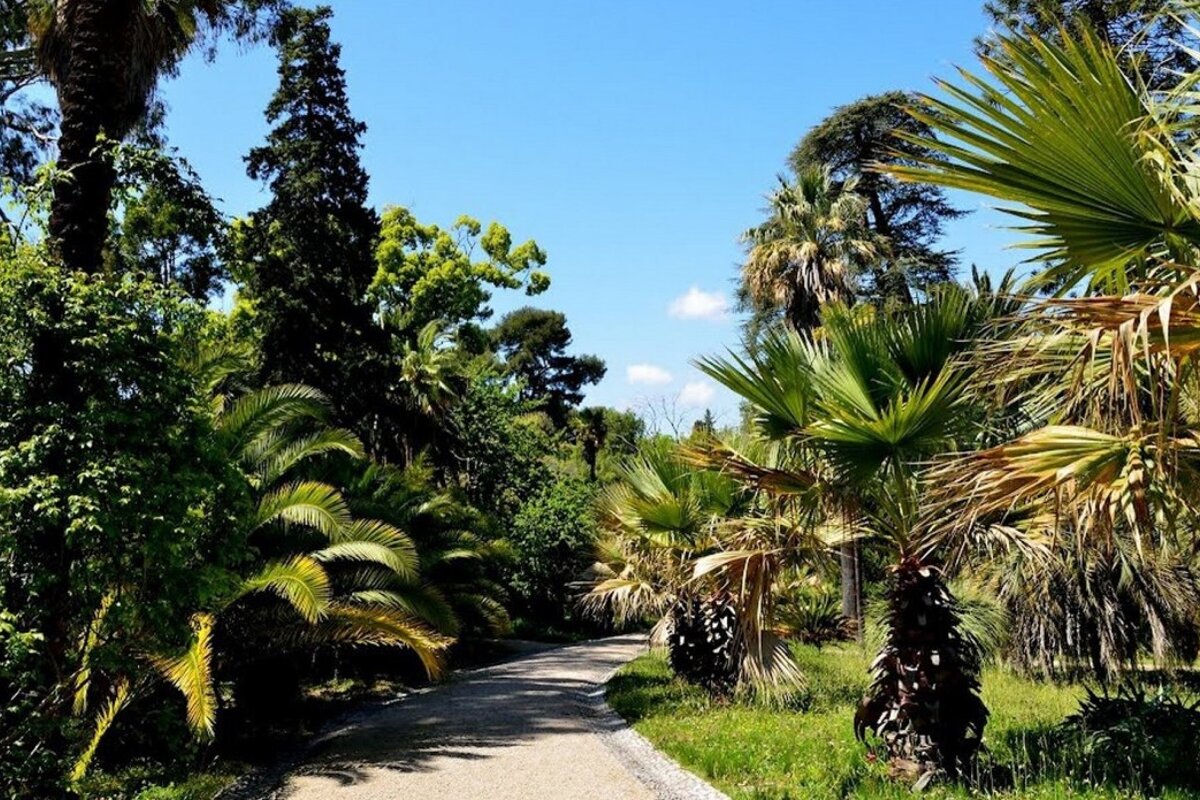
[607,644,1198,800]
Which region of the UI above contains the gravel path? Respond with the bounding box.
[272,634,727,800]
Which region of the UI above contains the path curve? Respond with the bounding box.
[269,634,725,800]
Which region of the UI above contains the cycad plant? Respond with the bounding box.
[69,346,450,779]
[699,286,1010,777]
[890,23,1200,681]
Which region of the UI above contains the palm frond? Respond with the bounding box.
[258,428,364,484]
[314,604,452,678]
[70,679,131,783]
[237,556,332,623]
[72,590,116,717]
[254,481,351,538]
[890,27,1200,293]
[148,613,217,740]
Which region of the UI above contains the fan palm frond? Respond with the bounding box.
[891,26,1200,293]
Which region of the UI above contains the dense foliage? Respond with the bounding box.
[5,0,1200,797]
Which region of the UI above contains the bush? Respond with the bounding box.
[775,583,850,646]
[0,253,247,796]
[1058,682,1200,791]
[505,477,596,629]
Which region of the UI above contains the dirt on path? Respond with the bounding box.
[273,634,670,800]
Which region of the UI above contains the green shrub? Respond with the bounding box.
[505,477,596,628]
[0,253,248,796]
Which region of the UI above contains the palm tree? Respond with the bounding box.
[24,0,272,270]
[69,354,451,778]
[888,24,1200,680]
[338,457,513,640]
[584,440,757,694]
[699,287,1010,777]
[741,165,881,332]
[742,167,884,625]
[574,407,608,482]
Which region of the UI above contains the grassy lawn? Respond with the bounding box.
[607,645,1200,800]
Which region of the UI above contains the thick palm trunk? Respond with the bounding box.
[666,594,743,697]
[46,0,139,272]
[855,558,987,779]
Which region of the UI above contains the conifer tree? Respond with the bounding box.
[236,5,383,431]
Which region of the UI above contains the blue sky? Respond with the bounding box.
[159,1,1021,427]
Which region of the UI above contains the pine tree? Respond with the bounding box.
[236,5,383,431]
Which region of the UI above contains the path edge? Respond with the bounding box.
[583,649,730,800]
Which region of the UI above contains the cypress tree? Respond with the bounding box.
[238,5,383,432]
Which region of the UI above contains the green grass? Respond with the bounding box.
[76,769,237,800]
[607,645,1200,800]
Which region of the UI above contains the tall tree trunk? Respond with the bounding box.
[864,189,912,306]
[840,541,862,640]
[46,0,138,272]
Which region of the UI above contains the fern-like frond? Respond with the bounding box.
[312,604,452,678]
[254,481,351,538]
[70,679,131,783]
[238,556,331,623]
[72,589,116,717]
[148,613,217,740]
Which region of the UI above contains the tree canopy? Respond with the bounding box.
[490,306,606,428]
[789,91,966,302]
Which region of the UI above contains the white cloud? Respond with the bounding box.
[627,364,673,386]
[677,380,716,408]
[668,286,728,321]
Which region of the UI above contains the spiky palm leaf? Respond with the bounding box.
[149,613,217,740]
[891,26,1200,293]
[238,556,332,623]
[311,604,451,678]
[70,679,131,783]
[254,480,352,538]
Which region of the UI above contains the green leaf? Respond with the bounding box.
[238,556,332,623]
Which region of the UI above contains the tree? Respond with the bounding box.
[894,25,1200,681]
[573,407,608,482]
[790,92,966,303]
[699,289,1010,776]
[979,0,1195,89]
[0,255,245,795]
[111,132,228,300]
[446,374,553,524]
[691,409,717,438]
[24,0,277,271]
[741,167,880,331]
[507,477,598,629]
[490,307,606,428]
[371,206,551,332]
[0,1,53,193]
[235,5,383,432]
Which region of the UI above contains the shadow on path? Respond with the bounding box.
[254,635,652,799]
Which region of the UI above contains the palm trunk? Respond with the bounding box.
[855,557,987,778]
[47,0,139,272]
[839,541,862,640]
